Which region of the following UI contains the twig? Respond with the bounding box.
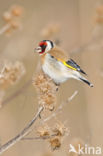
[0,91,77,155]
[20,91,78,142]
[43,90,78,123]
[67,90,78,102]
[0,24,11,35]
[22,134,57,140]
[17,91,78,142]
[0,106,44,155]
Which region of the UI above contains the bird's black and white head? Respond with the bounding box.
[35,40,54,55]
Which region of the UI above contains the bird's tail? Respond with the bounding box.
[67,70,93,87]
[79,77,93,87]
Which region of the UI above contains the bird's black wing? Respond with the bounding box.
[66,59,87,75]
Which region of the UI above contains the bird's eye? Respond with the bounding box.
[51,55,54,58]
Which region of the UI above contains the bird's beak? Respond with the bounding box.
[34,46,42,53]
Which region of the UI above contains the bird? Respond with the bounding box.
[35,40,93,87]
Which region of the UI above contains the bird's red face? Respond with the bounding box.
[35,40,54,55]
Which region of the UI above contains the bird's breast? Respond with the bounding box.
[42,54,69,84]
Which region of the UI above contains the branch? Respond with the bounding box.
[22,134,57,140]
[0,106,44,155]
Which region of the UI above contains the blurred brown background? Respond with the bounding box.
[0,0,103,156]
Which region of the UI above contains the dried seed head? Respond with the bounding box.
[94,5,103,25]
[1,5,23,35]
[49,137,61,150]
[96,5,103,15]
[95,16,103,24]
[37,126,50,138]
[33,72,47,86]
[39,94,56,105]
[10,21,20,29]
[52,122,68,137]
[33,71,57,110]
[0,61,25,90]
[11,5,23,16]
[3,12,12,22]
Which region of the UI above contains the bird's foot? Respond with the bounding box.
[54,83,60,91]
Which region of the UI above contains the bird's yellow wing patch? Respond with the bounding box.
[57,58,77,71]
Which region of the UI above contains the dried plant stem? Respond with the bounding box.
[21,91,78,142]
[0,24,11,35]
[67,90,78,102]
[0,106,44,155]
[43,90,78,123]
[22,134,57,140]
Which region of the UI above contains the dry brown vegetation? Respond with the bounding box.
[0,1,103,156]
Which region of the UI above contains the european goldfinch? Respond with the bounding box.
[35,40,93,87]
